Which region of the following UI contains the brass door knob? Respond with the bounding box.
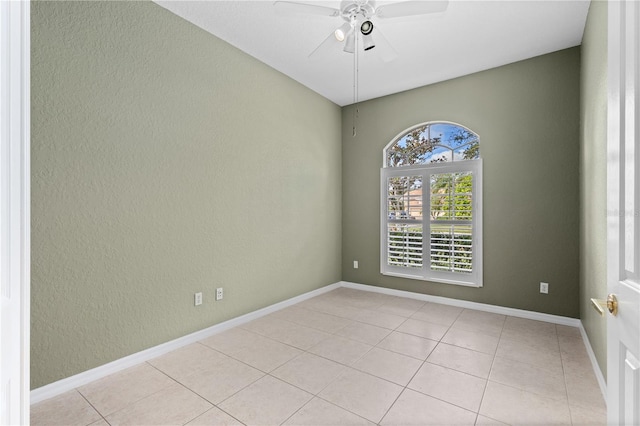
[590,294,618,316]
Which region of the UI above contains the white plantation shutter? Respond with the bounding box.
[381,160,482,287]
[429,171,473,274]
[387,223,423,268]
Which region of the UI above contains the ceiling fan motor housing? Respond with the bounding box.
[340,0,375,20]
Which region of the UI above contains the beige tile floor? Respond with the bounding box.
[31,288,607,425]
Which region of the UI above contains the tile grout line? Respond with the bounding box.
[75,389,110,426]
[145,360,252,425]
[475,314,507,424]
[196,300,545,422]
[376,305,464,425]
[277,395,314,426]
[483,320,580,423]
[196,303,383,424]
[362,311,421,424]
[339,300,523,421]
[557,325,577,426]
[405,307,496,416]
[181,406,247,426]
[279,292,409,425]
[237,301,570,422]
[77,363,180,423]
[34,289,600,425]
[308,295,415,424]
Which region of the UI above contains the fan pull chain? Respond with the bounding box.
[352,26,359,138]
[352,106,359,138]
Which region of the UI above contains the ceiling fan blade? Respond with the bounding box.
[376,1,449,19]
[371,27,398,63]
[308,30,341,59]
[273,1,341,17]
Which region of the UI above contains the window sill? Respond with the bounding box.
[381,271,482,288]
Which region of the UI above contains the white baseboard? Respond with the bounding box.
[32,280,607,406]
[340,281,582,327]
[30,282,341,404]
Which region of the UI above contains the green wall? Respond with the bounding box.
[31,0,588,391]
[580,0,608,378]
[342,48,581,317]
[31,1,342,389]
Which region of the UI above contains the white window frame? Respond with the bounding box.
[380,124,483,288]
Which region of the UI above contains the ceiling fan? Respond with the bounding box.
[273,0,449,62]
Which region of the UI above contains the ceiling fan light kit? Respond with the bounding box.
[360,20,373,35]
[334,22,351,41]
[361,20,375,50]
[343,31,356,53]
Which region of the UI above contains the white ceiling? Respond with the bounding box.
[155,0,590,106]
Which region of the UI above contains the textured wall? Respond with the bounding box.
[31,1,342,389]
[579,0,608,379]
[342,48,581,317]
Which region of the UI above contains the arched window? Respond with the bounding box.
[381,122,483,287]
[384,122,480,167]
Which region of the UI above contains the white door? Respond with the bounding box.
[607,0,640,424]
[0,0,30,424]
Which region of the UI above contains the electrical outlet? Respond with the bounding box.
[353,260,359,269]
[194,292,203,306]
[540,282,549,294]
[216,287,223,301]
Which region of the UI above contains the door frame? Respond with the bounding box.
[606,0,640,423]
[0,0,31,423]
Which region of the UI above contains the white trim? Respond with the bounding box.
[32,280,607,408]
[340,281,580,326]
[20,1,31,421]
[30,282,341,404]
[381,271,481,288]
[1,0,30,423]
[578,322,607,401]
